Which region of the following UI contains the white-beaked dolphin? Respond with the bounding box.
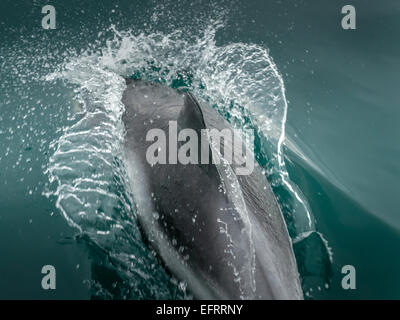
[121,79,303,299]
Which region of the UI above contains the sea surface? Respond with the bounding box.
[0,0,399,299]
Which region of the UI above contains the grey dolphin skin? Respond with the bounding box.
[121,79,303,300]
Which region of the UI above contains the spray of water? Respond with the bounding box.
[43,19,331,298]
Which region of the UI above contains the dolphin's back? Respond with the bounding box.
[121,79,303,299]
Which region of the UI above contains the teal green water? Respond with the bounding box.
[0,0,399,299]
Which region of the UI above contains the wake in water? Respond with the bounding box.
[44,20,331,299]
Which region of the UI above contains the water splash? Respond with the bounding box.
[44,20,331,298]
[44,53,187,300]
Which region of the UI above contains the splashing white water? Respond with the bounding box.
[44,22,324,298]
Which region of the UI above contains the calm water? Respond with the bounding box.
[0,0,399,299]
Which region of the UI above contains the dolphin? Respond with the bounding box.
[121,79,303,299]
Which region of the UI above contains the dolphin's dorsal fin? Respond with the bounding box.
[179,93,207,131]
[179,93,215,170]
